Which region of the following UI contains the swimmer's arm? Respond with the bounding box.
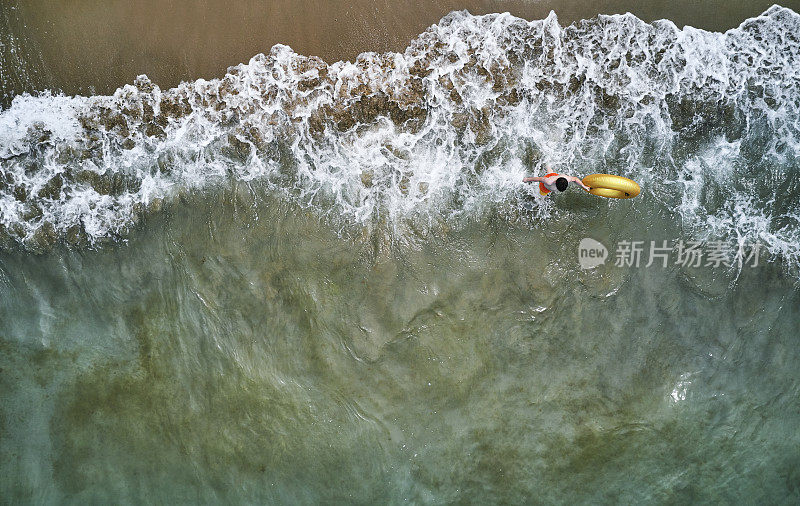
[569,176,591,191]
[523,176,543,183]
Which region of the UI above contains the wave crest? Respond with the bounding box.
[1,6,799,264]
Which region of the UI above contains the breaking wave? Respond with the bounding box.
[1,6,799,264]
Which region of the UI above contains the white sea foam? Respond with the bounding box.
[0,6,798,266]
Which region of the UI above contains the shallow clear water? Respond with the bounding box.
[2,5,800,504]
[2,187,799,503]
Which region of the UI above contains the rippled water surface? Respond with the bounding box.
[2,5,800,504]
[2,189,799,503]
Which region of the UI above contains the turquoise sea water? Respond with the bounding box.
[2,6,800,503]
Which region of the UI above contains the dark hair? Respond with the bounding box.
[555,177,568,192]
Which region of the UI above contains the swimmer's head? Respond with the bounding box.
[556,177,569,192]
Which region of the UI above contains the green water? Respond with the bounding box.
[1,184,798,503]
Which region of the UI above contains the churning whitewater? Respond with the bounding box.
[1,6,799,263]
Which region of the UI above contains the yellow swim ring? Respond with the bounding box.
[582,174,641,199]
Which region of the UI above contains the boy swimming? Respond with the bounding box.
[523,167,591,196]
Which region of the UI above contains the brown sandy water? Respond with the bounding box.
[1,0,796,100]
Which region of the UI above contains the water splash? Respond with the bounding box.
[0,6,798,264]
